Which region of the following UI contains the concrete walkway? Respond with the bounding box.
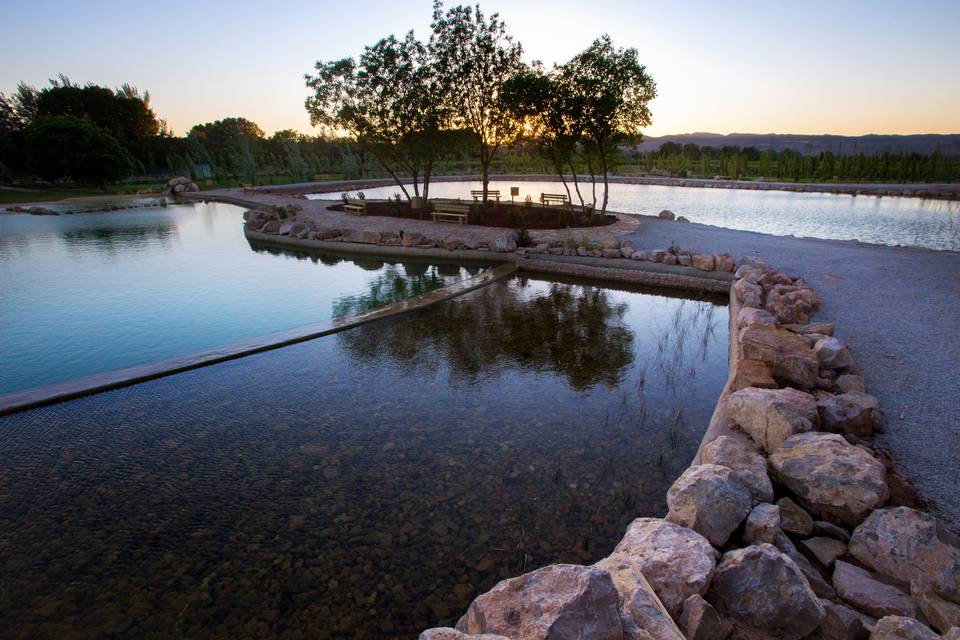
[621,216,960,524]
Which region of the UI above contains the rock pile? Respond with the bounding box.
[417,255,959,640]
[162,176,200,195]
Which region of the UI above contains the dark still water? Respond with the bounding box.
[0,276,728,639]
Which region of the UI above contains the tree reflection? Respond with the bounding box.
[340,277,635,391]
[332,264,460,317]
[59,224,177,252]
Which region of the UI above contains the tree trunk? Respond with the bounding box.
[599,141,610,214]
[569,160,586,208]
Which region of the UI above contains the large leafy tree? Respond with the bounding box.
[560,35,656,213]
[430,1,523,202]
[25,115,133,186]
[306,31,447,200]
[188,117,264,183]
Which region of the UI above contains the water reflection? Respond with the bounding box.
[60,223,178,252]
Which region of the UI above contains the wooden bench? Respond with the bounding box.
[470,189,500,202]
[540,192,568,206]
[343,198,366,215]
[431,202,470,224]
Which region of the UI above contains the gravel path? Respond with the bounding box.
[621,216,960,524]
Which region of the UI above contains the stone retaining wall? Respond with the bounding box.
[419,258,960,640]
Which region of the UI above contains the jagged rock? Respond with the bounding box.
[743,503,781,544]
[349,230,382,244]
[716,254,736,273]
[815,337,855,370]
[693,254,716,271]
[595,555,685,640]
[456,564,623,639]
[802,537,848,568]
[489,236,517,253]
[765,289,814,325]
[769,433,889,527]
[836,374,867,393]
[666,464,754,547]
[611,518,717,618]
[778,497,815,536]
[737,308,778,331]
[911,580,960,634]
[402,232,427,247]
[774,532,837,599]
[833,561,916,618]
[679,594,733,640]
[706,544,825,640]
[658,209,675,220]
[787,322,836,336]
[728,387,819,453]
[818,391,880,438]
[815,600,869,640]
[849,507,960,601]
[419,629,509,640]
[732,360,778,391]
[734,278,765,308]
[702,433,774,503]
[814,520,852,542]
[869,616,940,639]
[737,323,820,389]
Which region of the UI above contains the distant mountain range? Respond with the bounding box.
[634,133,960,156]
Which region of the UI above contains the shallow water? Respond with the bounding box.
[0,202,476,394]
[310,179,960,251]
[0,276,728,639]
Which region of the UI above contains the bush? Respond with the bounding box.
[25,115,133,186]
[515,227,533,247]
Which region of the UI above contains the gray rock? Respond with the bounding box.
[815,600,869,640]
[701,433,774,503]
[869,616,940,639]
[911,580,960,634]
[603,248,623,259]
[802,536,848,568]
[769,433,889,527]
[737,323,820,389]
[833,560,916,619]
[666,464,754,547]
[489,236,517,253]
[835,374,867,393]
[612,518,718,619]
[595,554,685,640]
[814,520,852,542]
[728,387,819,454]
[773,532,837,599]
[818,391,881,438]
[743,503,781,544]
[814,337,854,370]
[456,564,623,640]
[679,594,732,640]
[706,543,825,640]
[778,497,815,536]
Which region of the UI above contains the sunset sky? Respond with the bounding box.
[3,0,958,137]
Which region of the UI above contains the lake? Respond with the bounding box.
[309,179,960,251]
[0,202,477,395]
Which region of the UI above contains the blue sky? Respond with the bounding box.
[2,0,958,136]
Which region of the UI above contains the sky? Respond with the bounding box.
[2,0,959,138]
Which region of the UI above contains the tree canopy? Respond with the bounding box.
[25,115,134,186]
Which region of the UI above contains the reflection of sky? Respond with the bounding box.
[0,203,468,394]
[312,181,960,251]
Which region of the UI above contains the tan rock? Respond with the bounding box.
[666,464,754,547]
[833,560,916,619]
[612,518,718,618]
[786,322,836,336]
[835,374,867,393]
[702,433,774,503]
[736,307,778,331]
[732,360,778,391]
[595,555,685,640]
[680,594,733,640]
[706,544,826,640]
[728,387,819,453]
[818,391,880,438]
[911,580,960,634]
[716,254,736,273]
[737,323,820,389]
[419,629,510,640]
[743,503,782,544]
[693,254,716,271]
[869,616,939,639]
[774,532,837,599]
[778,497,814,535]
[814,337,854,370]
[849,507,960,601]
[734,278,765,308]
[802,536,848,568]
[456,564,623,640]
[943,627,960,640]
[769,433,888,527]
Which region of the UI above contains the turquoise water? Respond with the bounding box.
[310,180,960,251]
[0,203,475,395]
[0,276,728,639]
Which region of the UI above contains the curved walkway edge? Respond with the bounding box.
[0,263,518,417]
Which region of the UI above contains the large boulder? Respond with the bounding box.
[679,594,732,640]
[732,359,778,391]
[728,387,819,454]
[769,433,889,527]
[869,616,940,640]
[832,560,916,618]
[692,254,716,271]
[419,629,509,640]
[734,278,765,308]
[706,544,826,640]
[666,464,754,547]
[736,307,778,331]
[715,254,736,273]
[737,323,820,389]
[456,564,623,640]
[611,518,718,618]
[817,391,881,438]
[594,555,685,640]
[701,433,774,503]
[848,507,960,601]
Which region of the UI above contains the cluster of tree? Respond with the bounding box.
[631,143,960,183]
[305,1,656,213]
